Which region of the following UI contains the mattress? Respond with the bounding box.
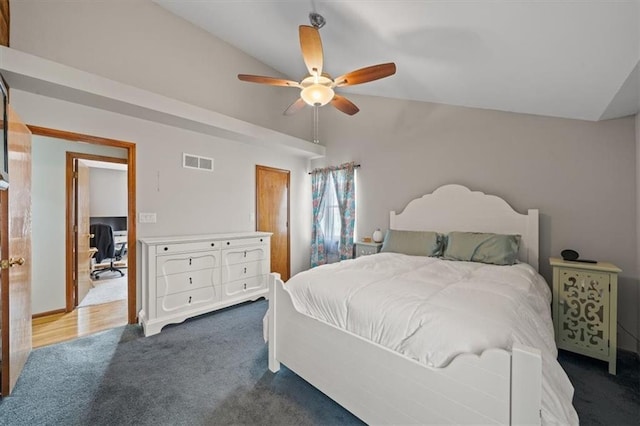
[284,253,578,425]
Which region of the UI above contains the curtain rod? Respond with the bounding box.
[307,164,361,175]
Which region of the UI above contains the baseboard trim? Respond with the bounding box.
[32,308,66,319]
[617,347,640,360]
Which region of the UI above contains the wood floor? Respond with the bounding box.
[32,299,128,349]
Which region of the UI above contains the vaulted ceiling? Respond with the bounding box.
[155,1,639,121]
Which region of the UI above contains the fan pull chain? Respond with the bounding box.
[313,105,320,144]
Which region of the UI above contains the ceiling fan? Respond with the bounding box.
[237,12,396,116]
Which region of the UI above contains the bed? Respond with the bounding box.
[267,184,577,425]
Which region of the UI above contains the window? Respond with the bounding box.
[311,162,357,267]
[320,173,341,264]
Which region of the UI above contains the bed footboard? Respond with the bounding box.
[267,273,281,373]
[268,273,541,425]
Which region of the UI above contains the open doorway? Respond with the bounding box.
[70,155,128,311]
[29,126,136,348]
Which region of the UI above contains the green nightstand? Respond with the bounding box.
[354,242,383,258]
[550,257,621,374]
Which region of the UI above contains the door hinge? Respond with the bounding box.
[74,225,78,233]
[73,171,78,179]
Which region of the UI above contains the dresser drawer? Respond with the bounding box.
[157,286,217,315]
[156,268,220,297]
[222,260,267,282]
[222,246,267,266]
[157,251,220,276]
[156,240,220,254]
[139,232,271,337]
[221,237,268,248]
[223,275,267,299]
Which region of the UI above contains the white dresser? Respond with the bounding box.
[139,232,271,336]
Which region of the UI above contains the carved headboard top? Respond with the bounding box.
[390,184,539,271]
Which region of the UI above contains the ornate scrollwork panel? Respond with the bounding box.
[558,269,609,354]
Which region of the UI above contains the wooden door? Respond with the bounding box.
[74,159,92,306]
[256,166,290,281]
[0,0,9,47]
[0,105,32,396]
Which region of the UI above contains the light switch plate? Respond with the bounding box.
[139,212,157,223]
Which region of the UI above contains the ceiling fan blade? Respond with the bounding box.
[334,63,396,87]
[238,74,300,87]
[299,25,323,76]
[283,98,307,116]
[331,95,359,115]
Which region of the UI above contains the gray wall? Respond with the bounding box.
[89,167,128,217]
[10,1,314,316]
[11,0,639,352]
[18,90,312,316]
[636,112,640,353]
[31,136,127,314]
[313,95,638,352]
[10,0,312,142]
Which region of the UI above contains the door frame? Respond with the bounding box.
[255,165,290,281]
[28,125,138,324]
[68,152,127,310]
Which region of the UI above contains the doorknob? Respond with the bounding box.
[0,257,26,269]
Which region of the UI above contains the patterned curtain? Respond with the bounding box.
[310,162,357,267]
[310,167,330,267]
[331,162,356,261]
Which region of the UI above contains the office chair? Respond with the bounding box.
[89,223,126,279]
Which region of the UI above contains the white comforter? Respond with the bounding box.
[284,253,578,425]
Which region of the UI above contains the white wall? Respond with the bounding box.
[19,90,311,315]
[31,136,127,314]
[314,95,639,352]
[89,167,127,217]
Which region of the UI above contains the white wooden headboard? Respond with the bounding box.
[390,184,539,271]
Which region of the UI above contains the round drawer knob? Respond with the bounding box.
[163,247,168,251]
[211,243,215,247]
[227,242,230,245]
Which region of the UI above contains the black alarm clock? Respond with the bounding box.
[561,249,597,264]
[560,249,579,261]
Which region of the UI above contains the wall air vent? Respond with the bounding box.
[183,153,214,172]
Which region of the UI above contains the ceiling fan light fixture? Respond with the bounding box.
[237,19,396,117]
[301,84,334,106]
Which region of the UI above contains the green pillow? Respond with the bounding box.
[442,232,521,265]
[380,230,443,257]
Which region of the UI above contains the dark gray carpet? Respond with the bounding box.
[558,349,639,425]
[0,299,637,425]
[0,300,362,425]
